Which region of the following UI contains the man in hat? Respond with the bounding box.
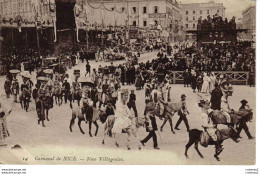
[11,78,19,102]
[210,83,223,110]
[62,78,71,104]
[140,109,160,150]
[100,79,109,108]
[237,100,254,139]
[175,94,190,132]
[71,72,81,102]
[127,90,138,118]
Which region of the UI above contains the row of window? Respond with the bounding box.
[186,9,220,15]
[132,6,159,14]
[132,20,159,27]
[185,23,196,28]
[186,16,203,21]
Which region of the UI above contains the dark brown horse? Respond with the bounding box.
[69,103,101,137]
[144,100,183,134]
[185,127,240,161]
[209,110,253,127]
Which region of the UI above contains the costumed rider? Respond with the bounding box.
[80,84,93,123]
[21,76,31,102]
[71,69,81,102]
[111,89,133,134]
[199,99,223,154]
[11,77,19,103]
[219,75,233,99]
[53,75,62,94]
[220,97,233,125]
[44,71,54,108]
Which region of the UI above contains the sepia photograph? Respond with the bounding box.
[0,0,257,167]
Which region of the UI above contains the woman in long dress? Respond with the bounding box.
[201,73,210,94]
[112,89,132,134]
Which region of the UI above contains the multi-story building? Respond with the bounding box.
[181,1,226,31]
[242,5,256,35]
[87,0,182,30]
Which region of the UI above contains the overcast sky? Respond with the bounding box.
[179,0,256,19]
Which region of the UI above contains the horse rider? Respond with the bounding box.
[200,100,223,154]
[144,80,151,104]
[62,78,71,104]
[11,78,19,103]
[53,75,62,94]
[111,89,133,135]
[237,100,254,139]
[174,94,190,132]
[80,85,93,123]
[36,92,46,127]
[101,79,109,100]
[220,97,233,125]
[44,75,54,108]
[127,90,138,118]
[219,75,233,99]
[71,74,81,102]
[21,76,32,102]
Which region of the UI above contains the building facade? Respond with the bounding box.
[87,0,182,30]
[242,5,256,35]
[181,1,226,31]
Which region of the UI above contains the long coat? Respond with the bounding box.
[210,88,223,110]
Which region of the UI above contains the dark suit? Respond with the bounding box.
[210,87,223,110]
[127,93,138,117]
[141,115,158,148]
[237,106,253,139]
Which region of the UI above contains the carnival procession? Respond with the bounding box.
[0,0,256,165]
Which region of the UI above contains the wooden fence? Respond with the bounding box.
[169,71,249,85]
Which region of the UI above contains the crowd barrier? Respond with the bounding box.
[169,71,249,85]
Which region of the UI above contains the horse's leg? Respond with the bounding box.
[194,141,204,158]
[102,123,107,145]
[126,131,131,150]
[133,130,142,150]
[114,133,119,147]
[89,121,93,137]
[78,119,85,134]
[46,109,49,121]
[168,116,175,134]
[160,116,168,132]
[70,115,76,132]
[93,121,99,136]
[185,140,195,159]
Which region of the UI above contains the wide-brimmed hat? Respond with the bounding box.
[240,100,248,104]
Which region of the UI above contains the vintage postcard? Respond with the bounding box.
[0,0,256,165]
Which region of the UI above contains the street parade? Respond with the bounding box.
[0,0,256,165]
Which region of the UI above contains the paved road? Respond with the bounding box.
[0,52,255,165]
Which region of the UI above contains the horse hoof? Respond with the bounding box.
[185,155,189,159]
[138,147,141,150]
[172,131,175,134]
[102,141,105,145]
[127,147,131,150]
[115,143,119,147]
[200,156,204,159]
[160,129,163,132]
[89,134,92,137]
